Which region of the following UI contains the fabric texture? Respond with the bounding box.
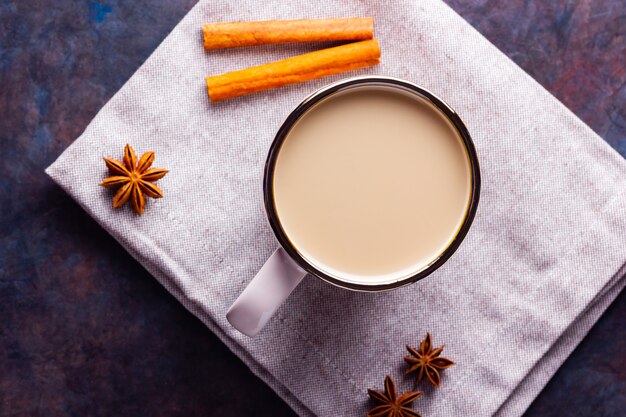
[46,0,626,415]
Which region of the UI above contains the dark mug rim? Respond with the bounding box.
[263,76,481,291]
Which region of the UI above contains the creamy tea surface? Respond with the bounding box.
[272,86,472,285]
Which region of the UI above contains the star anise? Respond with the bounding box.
[367,375,422,417]
[404,333,454,388]
[100,144,168,215]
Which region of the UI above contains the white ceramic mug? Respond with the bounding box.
[227,76,480,337]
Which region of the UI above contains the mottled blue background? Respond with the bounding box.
[1,1,624,416]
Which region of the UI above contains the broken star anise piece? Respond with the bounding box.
[367,375,422,417]
[404,333,455,388]
[100,144,168,215]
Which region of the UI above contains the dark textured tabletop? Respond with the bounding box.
[1,1,625,416]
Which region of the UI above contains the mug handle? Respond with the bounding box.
[226,247,308,337]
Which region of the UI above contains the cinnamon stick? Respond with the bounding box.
[205,39,380,102]
[202,18,374,50]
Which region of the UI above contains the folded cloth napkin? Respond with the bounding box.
[46,0,626,415]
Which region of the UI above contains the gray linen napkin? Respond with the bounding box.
[46,0,626,415]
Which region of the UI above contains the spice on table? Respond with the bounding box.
[205,38,380,102]
[404,333,455,388]
[100,144,168,215]
[367,375,423,417]
[203,17,374,50]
